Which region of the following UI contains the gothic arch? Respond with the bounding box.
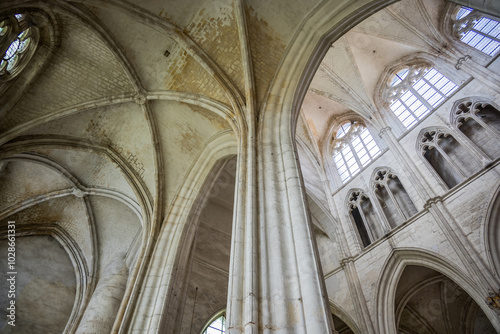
[345,188,384,249]
[329,300,361,334]
[0,225,90,333]
[450,96,500,160]
[441,3,500,62]
[416,126,482,190]
[375,248,500,334]
[325,112,370,157]
[485,182,500,280]
[374,53,464,113]
[162,156,236,333]
[129,130,238,332]
[370,167,418,229]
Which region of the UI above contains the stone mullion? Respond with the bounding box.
[379,127,434,201]
[347,141,363,177]
[451,126,492,165]
[432,142,469,179]
[384,181,408,221]
[470,27,500,43]
[372,185,395,233]
[471,113,500,139]
[355,199,376,242]
[408,85,435,112]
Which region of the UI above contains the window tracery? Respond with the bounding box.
[419,128,480,189]
[373,169,417,229]
[0,13,39,80]
[453,7,500,56]
[347,190,380,248]
[385,63,458,129]
[452,98,500,159]
[333,121,380,183]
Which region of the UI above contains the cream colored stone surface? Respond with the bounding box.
[1,0,500,333]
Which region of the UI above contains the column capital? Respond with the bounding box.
[378,126,392,138]
[455,55,471,70]
[424,196,443,210]
[340,257,355,267]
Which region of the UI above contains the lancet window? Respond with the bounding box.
[453,7,500,56]
[385,63,458,129]
[452,98,500,160]
[333,122,380,183]
[419,128,480,189]
[373,169,417,229]
[347,190,381,248]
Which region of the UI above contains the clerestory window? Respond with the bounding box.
[386,64,458,129]
[453,7,500,57]
[333,122,380,183]
[0,13,38,80]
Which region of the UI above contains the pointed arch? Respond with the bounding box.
[374,53,462,131]
[329,300,361,334]
[0,225,91,333]
[346,188,383,248]
[128,130,238,333]
[450,96,500,160]
[485,181,500,279]
[370,166,417,229]
[375,248,500,333]
[416,126,482,189]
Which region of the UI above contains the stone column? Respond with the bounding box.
[257,128,334,333]
[226,114,334,332]
[76,253,129,334]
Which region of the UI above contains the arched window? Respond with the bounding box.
[453,7,500,57]
[373,169,417,229]
[201,312,226,334]
[0,13,39,80]
[385,63,458,129]
[333,121,380,183]
[452,98,500,160]
[347,190,381,248]
[418,128,480,189]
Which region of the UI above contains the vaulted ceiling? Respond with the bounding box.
[0,0,477,331]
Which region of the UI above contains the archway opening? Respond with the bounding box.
[395,265,496,334]
[174,157,236,334]
[0,235,76,332]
